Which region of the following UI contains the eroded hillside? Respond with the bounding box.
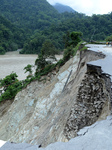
[0,49,111,147]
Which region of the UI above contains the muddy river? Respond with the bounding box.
[0,51,62,80]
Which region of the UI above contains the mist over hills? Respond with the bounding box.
[53,3,76,13]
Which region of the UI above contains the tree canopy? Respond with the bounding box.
[0,73,23,101]
[0,0,112,54]
[105,35,112,41]
[0,15,26,54]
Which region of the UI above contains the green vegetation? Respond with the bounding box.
[35,31,83,78]
[24,64,34,79]
[41,40,57,59]
[0,0,59,54]
[0,0,112,54]
[0,73,23,101]
[0,0,112,101]
[105,35,112,42]
[0,0,58,30]
[35,40,57,74]
[21,12,112,54]
[0,15,26,54]
[0,31,84,102]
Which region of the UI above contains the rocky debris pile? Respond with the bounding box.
[64,64,111,140]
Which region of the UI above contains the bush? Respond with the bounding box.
[0,46,5,54]
[63,46,74,62]
[0,73,23,101]
[0,81,23,101]
[42,64,56,75]
[56,59,65,68]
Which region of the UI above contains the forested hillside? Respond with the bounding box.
[0,0,112,54]
[0,0,59,30]
[0,0,59,54]
[21,12,112,54]
[0,15,25,54]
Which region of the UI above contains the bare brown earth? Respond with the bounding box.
[0,51,63,80]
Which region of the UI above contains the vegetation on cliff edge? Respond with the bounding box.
[0,31,85,102]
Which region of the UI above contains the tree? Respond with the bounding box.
[70,31,82,47]
[63,31,71,48]
[0,73,23,101]
[0,46,5,54]
[63,31,82,49]
[0,73,18,91]
[24,64,34,79]
[35,54,47,71]
[63,46,74,62]
[41,40,56,59]
[35,40,57,73]
[105,35,112,42]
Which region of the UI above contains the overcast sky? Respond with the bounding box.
[47,0,112,16]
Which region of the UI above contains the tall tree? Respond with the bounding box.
[70,31,82,47]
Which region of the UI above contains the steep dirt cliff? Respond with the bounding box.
[0,49,111,147]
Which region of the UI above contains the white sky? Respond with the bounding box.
[47,0,112,16]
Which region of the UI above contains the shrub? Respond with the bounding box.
[0,73,23,101]
[0,46,5,54]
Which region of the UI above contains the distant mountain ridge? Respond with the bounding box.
[53,3,76,13]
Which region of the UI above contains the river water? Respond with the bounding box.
[0,51,63,80]
[0,51,38,80]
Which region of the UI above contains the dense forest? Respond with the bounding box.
[0,15,26,54]
[0,0,59,30]
[0,0,112,54]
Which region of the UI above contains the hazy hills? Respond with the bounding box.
[53,3,76,13]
